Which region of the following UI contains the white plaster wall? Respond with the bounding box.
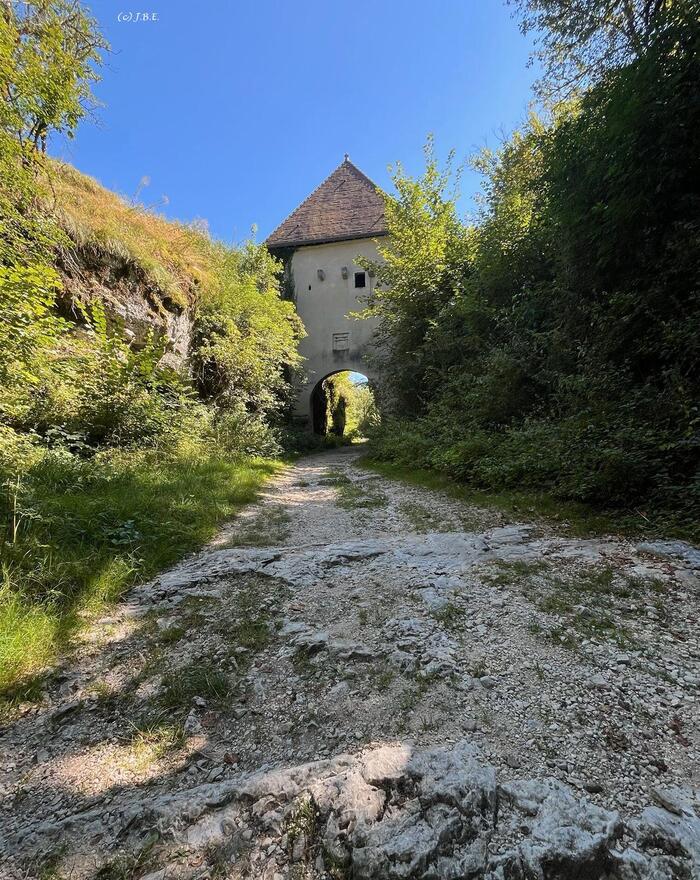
[291,237,385,424]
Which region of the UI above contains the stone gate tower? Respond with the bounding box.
[266,156,387,430]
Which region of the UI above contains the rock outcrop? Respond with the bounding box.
[11,740,697,879]
[2,450,698,880]
[58,246,194,368]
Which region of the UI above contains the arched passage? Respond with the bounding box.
[309,371,379,437]
[298,358,381,431]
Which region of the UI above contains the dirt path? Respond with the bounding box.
[1,448,699,879]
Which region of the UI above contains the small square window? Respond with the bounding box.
[354,271,366,289]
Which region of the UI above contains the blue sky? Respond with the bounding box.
[53,1,539,244]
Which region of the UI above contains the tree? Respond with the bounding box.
[0,1,107,265]
[0,1,108,418]
[0,263,64,402]
[191,242,304,419]
[370,7,700,520]
[0,0,107,152]
[508,0,691,96]
[362,138,473,414]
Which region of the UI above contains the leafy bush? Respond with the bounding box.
[209,404,282,457]
[191,243,303,416]
[367,6,700,531]
[0,240,299,695]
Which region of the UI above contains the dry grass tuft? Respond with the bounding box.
[45,161,217,309]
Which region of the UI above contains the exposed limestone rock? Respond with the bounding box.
[2,449,699,880]
[58,247,195,369]
[499,778,622,877]
[9,741,698,879]
[632,802,700,874]
[638,541,700,572]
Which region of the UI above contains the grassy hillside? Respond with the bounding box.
[0,449,283,702]
[0,160,302,702]
[49,161,210,310]
[0,0,302,703]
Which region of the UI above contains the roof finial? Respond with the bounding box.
[344,152,349,162]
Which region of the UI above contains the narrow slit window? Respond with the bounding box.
[354,271,366,288]
[332,332,350,351]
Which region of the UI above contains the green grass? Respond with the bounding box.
[51,161,213,310]
[398,500,440,533]
[396,672,440,727]
[373,668,394,691]
[538,593,573,614]
[320,470,387,510]
[129,718,186,768]
[227,504,291,547]
[483,559,549,587]
[431,601,466,630]
[92,837,159,880]
[214,573,284,659]
[33,846,69,880]
[160,662,231,712]
[362,457,699,542]
[527,564,643,648]
[156,623,186,645]
[0,447,281,697]
[286,796,319,858]
[292,646,315,675]
[549,625,579,650]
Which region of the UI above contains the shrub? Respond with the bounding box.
[365,8,700,529]
[210,404,282,458]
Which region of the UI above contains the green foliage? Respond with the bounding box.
[160,662,231,711]
[311,372,380,440]
[0,138,63,265]
[0,1,106,265]
[0,264,293,693]
[321,469,388,509]
[324,373,350,436]
[1,1,107,151]
[369,5,700,529]
[191,242,304,417]
[0,274,196,450]
[0,1,301,696]
[509,0,682,97]
[209,403,282,457]
[0,263,65,391]
[362,138,473,413]
[346,380,380,437]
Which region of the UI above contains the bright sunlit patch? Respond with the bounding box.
[310,371,380,438]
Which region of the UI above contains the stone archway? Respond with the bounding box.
[264,159,389,432]
[302,366,381,434]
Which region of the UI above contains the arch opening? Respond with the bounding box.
[310,371,380,438]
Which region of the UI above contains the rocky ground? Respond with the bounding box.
[1,448,699,879]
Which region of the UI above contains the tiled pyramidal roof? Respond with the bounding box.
[266,157,388,249]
